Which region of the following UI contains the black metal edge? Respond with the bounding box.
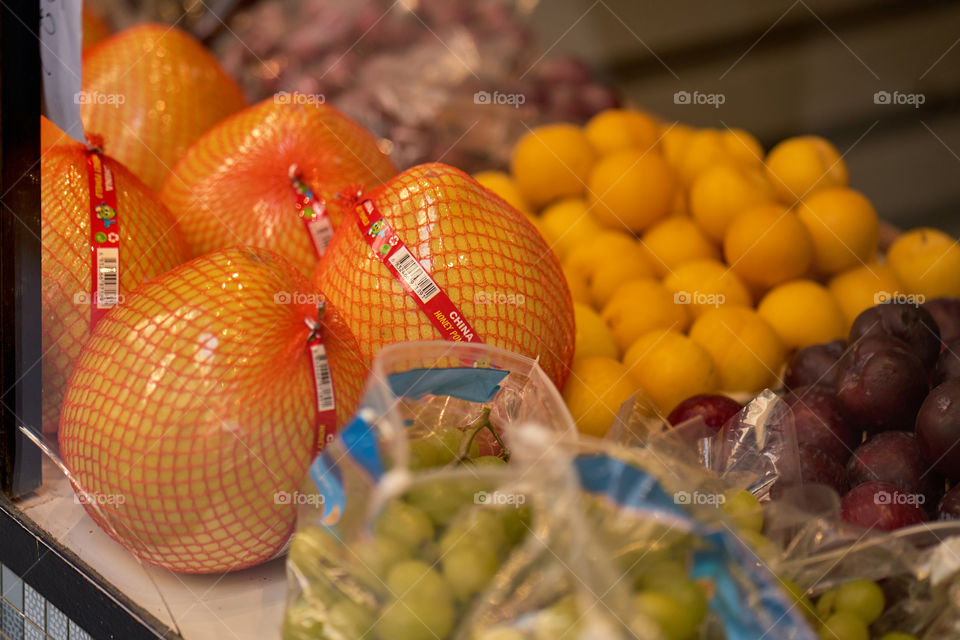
[0,494,180,640]
[0,0,43,496]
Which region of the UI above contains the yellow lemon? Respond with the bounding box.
[538,198,604,259]
[689,306,786,392]
[640,215,720,277]
[472,170,534,217]
[676,129,736,186]
[562,357,639,438]
[662,259,752,317]
[887,227,960,298]
[721,128,764,166]
[563,263,592,306]
[828,263,904,327]
[601,278,690,352]
[587,150,676,233]
[584,109,660,156]
[757,280,846,351]
[723,204,814,290]
[510,124,596,207]
[573,303,618,362]
[797,187,879,275]
[660,122,695,171]
[563,231,655,309]
[623,329,719,414]
[765,135,848,204]
[690,163,774,242]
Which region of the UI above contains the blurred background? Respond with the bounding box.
[85,0,960,234]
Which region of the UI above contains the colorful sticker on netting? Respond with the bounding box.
[308,335,338,450]
[355,199,482,344]
[290,169,334,257]
[87,151,120,328]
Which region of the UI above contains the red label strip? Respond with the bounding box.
[290,169,334,257]
[308,333,339,451]
[355,199,482,344]
[86,151,120,328]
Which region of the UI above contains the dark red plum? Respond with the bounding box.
[797,444,846,494]
[938,484,960,520]
[849,303,941,371]
[783,340,846,391]
[845,431,943,512]
[834,335,929,434]
[924,298,960,345]
[933,339,960,387]
[915,378,960,482]
[667,394,742,432]
[840,481,928,531]
[784,386,859,463]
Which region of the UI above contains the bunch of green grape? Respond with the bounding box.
[789,578,918,640]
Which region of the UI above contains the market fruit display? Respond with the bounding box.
[81,24,246,190]
[477,110,960,435]
[59,247,367,573]
[161,99,397,278]
[41,143,190,436]
[315,162,574,388]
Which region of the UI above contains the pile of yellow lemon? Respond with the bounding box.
[474,109,960,438]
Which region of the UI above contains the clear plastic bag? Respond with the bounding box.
[283,348,818,640]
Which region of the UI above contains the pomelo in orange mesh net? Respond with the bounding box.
[161,99,396,278]
[82,24,245,191]
[315,162,575,389]
[59,246,367,574]
[42,143,190,436]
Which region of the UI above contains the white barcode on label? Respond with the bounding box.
[306,215,335,256]
[96,248,119,309]
[310,343,336,412]
[388,247,439,302]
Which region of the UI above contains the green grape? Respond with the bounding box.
[818,611,869,640]
[501,504,531,545]
[737,529,780,564]
[352,535,410,590]
[659,580,708,628]
[634,559,689,590]
[634,590,699,640]
[833,579,885,624]
[472,627,526,640]
[376,594,455,640]
[374,500,434,552]
[877,633,920,640]
[442,542,500,601]
[281,600,326,640]
[779,578,818,624]
[288,526,341,581]
[408,437,445,470]
[378,561,456,640]
[722,489,764,533]
[327,599,375,638]
[473,455,507,467]
[815,588,839,619]
[406,480,476,527]
[534,596,581,640]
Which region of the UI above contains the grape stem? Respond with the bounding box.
[454,407,511,463]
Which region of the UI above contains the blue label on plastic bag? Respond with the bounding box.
[340,416,385,480]
[573,454,817,640]
[387,367,509,403]
[309,451,345,525]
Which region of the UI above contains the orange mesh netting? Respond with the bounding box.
[81,24,246,191]
[42,143,190,437]
[161,99,396,278]
[315,162,575,389]
[59,246,368,574]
